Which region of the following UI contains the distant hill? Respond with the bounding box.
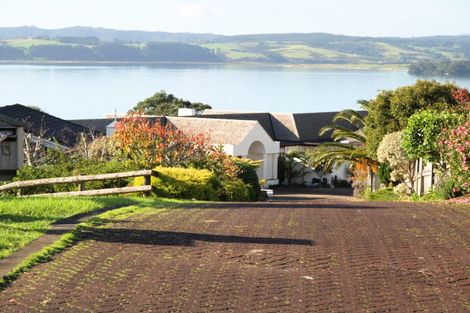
[1,26,470,66]
[0,26,218,43]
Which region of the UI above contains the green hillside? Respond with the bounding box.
[1,27,470,66]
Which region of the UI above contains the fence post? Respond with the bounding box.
[79,182,86,192]
[17,188,22,197]
[144,174,151,197]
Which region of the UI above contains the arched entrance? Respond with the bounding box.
[248,141,265,179]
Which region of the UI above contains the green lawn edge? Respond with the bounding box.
[0,197,201,290]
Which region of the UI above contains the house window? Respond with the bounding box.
[1,143,11,156]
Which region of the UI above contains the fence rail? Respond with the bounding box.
[0,170,153,197]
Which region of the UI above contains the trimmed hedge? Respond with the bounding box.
[137,167,219,201]
[135,166,255,201]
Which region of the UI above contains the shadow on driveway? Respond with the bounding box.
[79,227,315,247]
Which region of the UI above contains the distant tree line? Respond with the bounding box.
[0,41,222,62]
[409,60,470,76]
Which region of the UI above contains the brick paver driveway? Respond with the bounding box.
[1,192,469,312]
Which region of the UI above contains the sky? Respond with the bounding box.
[0,0,469,37]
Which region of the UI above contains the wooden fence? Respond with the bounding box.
[0,170,152,197]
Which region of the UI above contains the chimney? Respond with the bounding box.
[178,108,197,117]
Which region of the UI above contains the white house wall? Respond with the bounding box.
[233,124,280,156]
[231,123,280,185]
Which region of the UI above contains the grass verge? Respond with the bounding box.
[0,196,136,260]
[0,197,199,290]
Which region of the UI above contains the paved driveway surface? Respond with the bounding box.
[1,193,469,312]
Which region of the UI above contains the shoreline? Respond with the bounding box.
[0,60,409,71]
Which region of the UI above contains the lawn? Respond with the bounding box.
[0,196,200,288]
[0,196,138,260]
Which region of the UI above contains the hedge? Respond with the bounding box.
[136,167,219,201]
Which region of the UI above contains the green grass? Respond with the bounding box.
[0,197,200,289]
[0,196,137,260]
[202,43,264,60]
[364,188,403,201]
[270,44,355,60]
[5,38,64,48]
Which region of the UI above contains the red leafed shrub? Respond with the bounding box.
[439,121,470,194]
[453,88,470,104]
[115,113,210,169]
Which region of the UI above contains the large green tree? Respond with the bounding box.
[131,91,212,116]
[364,80,462,156]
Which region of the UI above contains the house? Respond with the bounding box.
[73,114,281,185]
[0,104,94,148]
[195,110,365,185]
[74,109,361,186]
[0,104,97,180]
[0,103,358,186]
[0,114,24,180]
[167,116,280,185]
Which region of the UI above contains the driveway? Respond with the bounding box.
[1,192,469,312]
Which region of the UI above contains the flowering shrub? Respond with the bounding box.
[377,131,415,192]
[439,121,470,194]
[115,113,210,169]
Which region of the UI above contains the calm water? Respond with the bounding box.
[1,63,469,119]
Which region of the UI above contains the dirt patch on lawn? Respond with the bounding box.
[0,195,469,312]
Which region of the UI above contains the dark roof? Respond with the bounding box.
[0,113,23,127]
[70,118,116,134]
[0,104,95,146]
[71,117,165,134]
[199,111,367,145]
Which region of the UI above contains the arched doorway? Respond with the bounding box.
[248,141,265,179]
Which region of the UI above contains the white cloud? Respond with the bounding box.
[178,2,205,17]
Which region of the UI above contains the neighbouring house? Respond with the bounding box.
[0,104,95,148]
[0,113,24,180]
[0,104,96,180]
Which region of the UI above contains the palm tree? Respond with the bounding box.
[308,105,377,189]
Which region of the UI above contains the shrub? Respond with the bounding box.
[403,110,464,164]
[218,178,251,202]
[233,158,262,201]
[333,179,351,188]
[137,167,219,201]
[439,121,470,194]
[377,131,415,192]
[434,177,461,200]
[115,113,210,169]
[14,159,135,195]
[377,163,391,185]
[364,188,401,201]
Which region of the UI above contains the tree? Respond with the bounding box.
[402,110,464,166]
[364,80,462,156]
[308,108,378,193]
[131,91,211,116]
[309,109,375,171]
[377,131,416,192]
